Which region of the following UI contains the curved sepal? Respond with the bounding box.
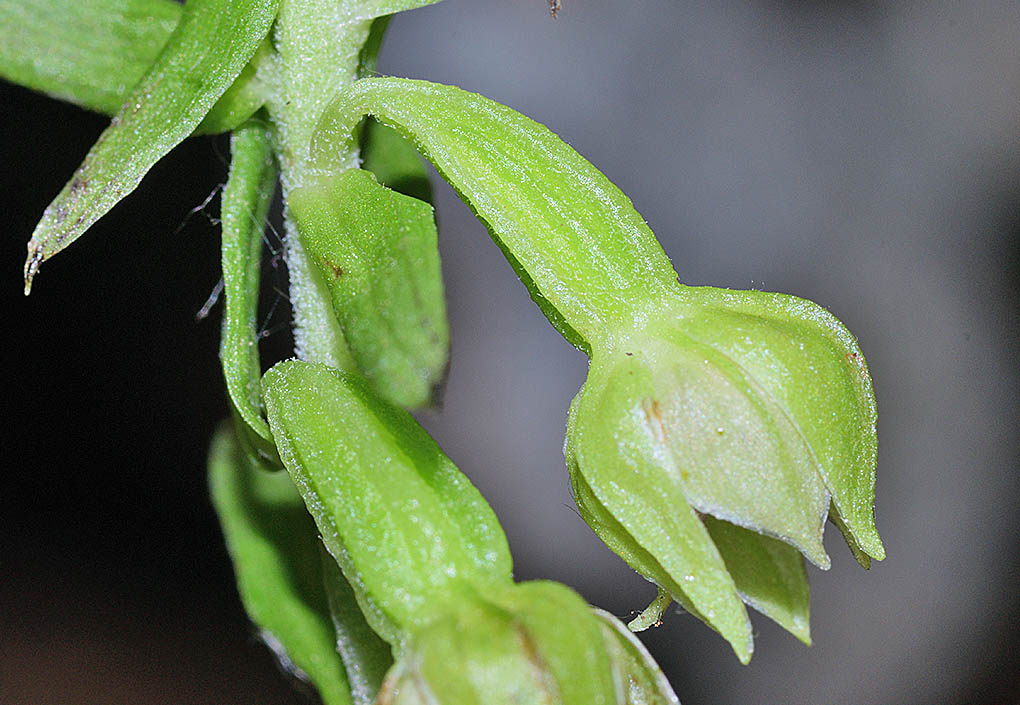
[675,287,883,561]
[579,320,832,568]
[567,388,753,664]
[312,77,680,349]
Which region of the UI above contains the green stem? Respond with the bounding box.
[264,0,374,368]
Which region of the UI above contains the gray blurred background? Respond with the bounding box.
[1,1,1017,703]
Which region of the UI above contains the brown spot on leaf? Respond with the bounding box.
[70,175,88,195]
[320,256,343,279]
[845,351,866,375]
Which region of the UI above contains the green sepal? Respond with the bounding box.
[207,423,353,705]
[22,0,282,292]
[289,169,449,409]
[671,287,884,562]
[219,118,279,459]
[566,418,753,663]
[312,77,681,350]
[380,581,617,705]
[704,517,811,645]
[321,550,394,705]
[594,609,681,705]
[580,319,832,568]
[261,360,513,644]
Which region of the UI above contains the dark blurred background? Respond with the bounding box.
[1,1,1017,703]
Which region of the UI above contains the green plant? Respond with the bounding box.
[3,0,884,702]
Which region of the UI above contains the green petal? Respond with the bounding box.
[289,169,449,409]
[312,77,681,349]
[704,517,811,645]
[23,0,281,292]
[207,424,353,705]
[262,360,512,642]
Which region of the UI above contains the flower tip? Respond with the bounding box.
[735,636,754,665]
[23,248,42,296]
[794,622,812,647]
[829,506,884,567]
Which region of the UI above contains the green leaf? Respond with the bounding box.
[22,0,282,293]
[289,169,449,409]
[207,424,354,705]
[0,0,181,116]
[704,516,811,645]
[312,77,681,350]
[321,551,394,705]
[0,0,270,135]
[198,39,273,135]
[219,118,279,459]
[262,360,513,644]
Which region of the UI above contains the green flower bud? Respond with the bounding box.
[566,286,884,662]
[376,582,679,705]
[310,76,884,662]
